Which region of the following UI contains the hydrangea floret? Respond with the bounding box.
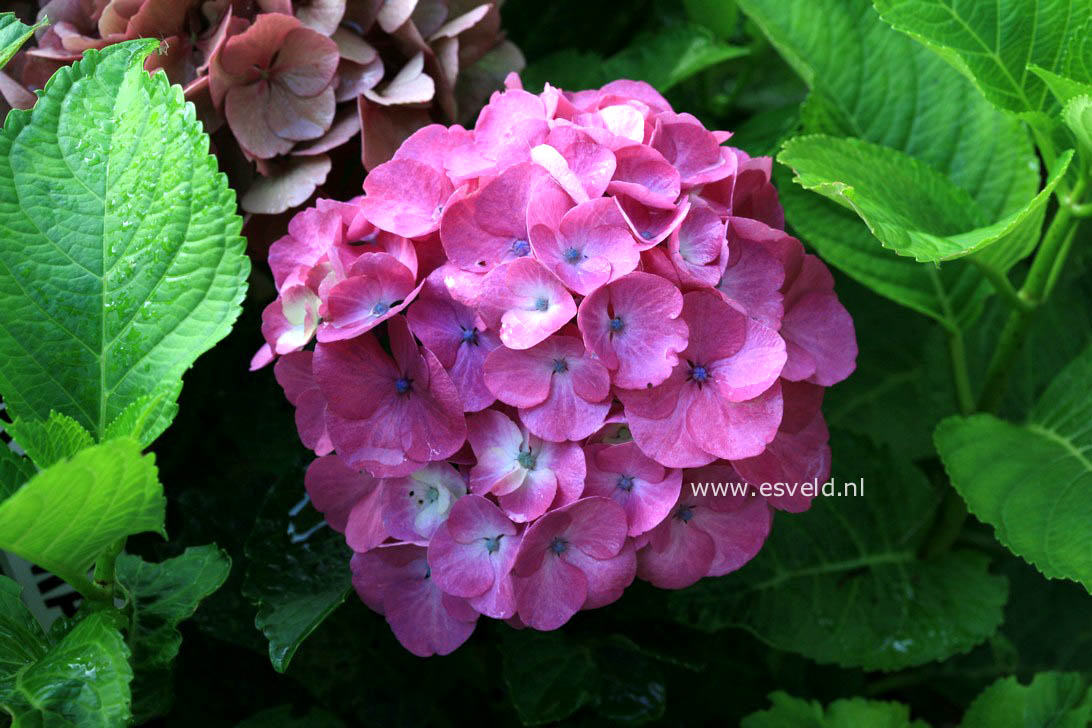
[259,75,857,656]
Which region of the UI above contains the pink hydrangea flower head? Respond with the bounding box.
[427,494,522,618]
[511,497,636,630]
[351,545,478,657]
[466,409,585,523]
[637,464,772,589]
[483,335,611,442]
[258,74,859,656]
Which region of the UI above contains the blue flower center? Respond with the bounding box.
[640,230,653,240]
[690,364,709,384]
[552,358,568,373]
[534,297,550,312]
[517,449,536,470]
[484,535,502,554]
[617,475,635,492]
[677,505,694,523]
[549,537,568,555]
[563,247,581,263]
[609,316,624,332]
[512,239,531,257]
[460,326,479,345]
[395,377,412,394]
[372,301,390,316]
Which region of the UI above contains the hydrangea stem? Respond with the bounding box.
[978,203,1082,413]
[89,537,126,602]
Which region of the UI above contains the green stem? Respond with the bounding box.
[67,573,111,603]
[91,537,125,601]
[978,203,1080,412]
[969,259,1034,312]
[947,328,976,416]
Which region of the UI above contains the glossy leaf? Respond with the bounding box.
[874,0,1092,114]
[961,673,1092,728]
[0,13,44,71]
[1063,95,1092,155]
[669,433,1008,671]
[742,692,929,728]
[935,344,1092,590]
[0,438,164,590]
[779,136,1072,262]
[102,381,182,448]
[0,40,248,439]
[737,0,1038,220]
[116,545,231,721]
[502,629,597,725]
[0,611,133,727]
[5,411,93,468]
[243,478,351,673]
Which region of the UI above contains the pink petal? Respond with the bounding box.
[360,158,454,238]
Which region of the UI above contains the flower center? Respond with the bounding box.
[372,301,390,316]
[460,326,479,345]
[484,535,502,554]
[563,247,581,263]
[690,364,709,384]
[517,449,536,470]
[511,239,531,257]
[677,504,694,523]
[609,316,624,332]
[549,537,568,555]
[617,475,635,492]
[534,296,550,312]
[552,358,568,373]
[395,377,412,394]
[640,230,653,240]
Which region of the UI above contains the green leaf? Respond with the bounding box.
[961,673,1092,728]
[501,629,597,725]
[591,636,668,724]
[5,411,93,468]
[742,691,930,728]
[1063,95,1092,155]
[780,136,1073,263]
[935,344,1092,590]
[116,545,231,722]
[737,0,1038,220]
[522,23,747,94]
[0,576,48,678]
[0,438,164,591]
[777,176,991,331]
[683,0,739,38]
[0,13,44,71]
[669,432,1008,671]
[1029,64,1092,105]
[0,444,34,501]
[0,39,249,439]
[873,0,1092,114]
[102,380,181,448]
[0,611,133,727]
[243,478,350,673]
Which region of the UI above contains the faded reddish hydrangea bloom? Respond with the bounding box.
[4,0,522,218]
[259,76,857,656]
